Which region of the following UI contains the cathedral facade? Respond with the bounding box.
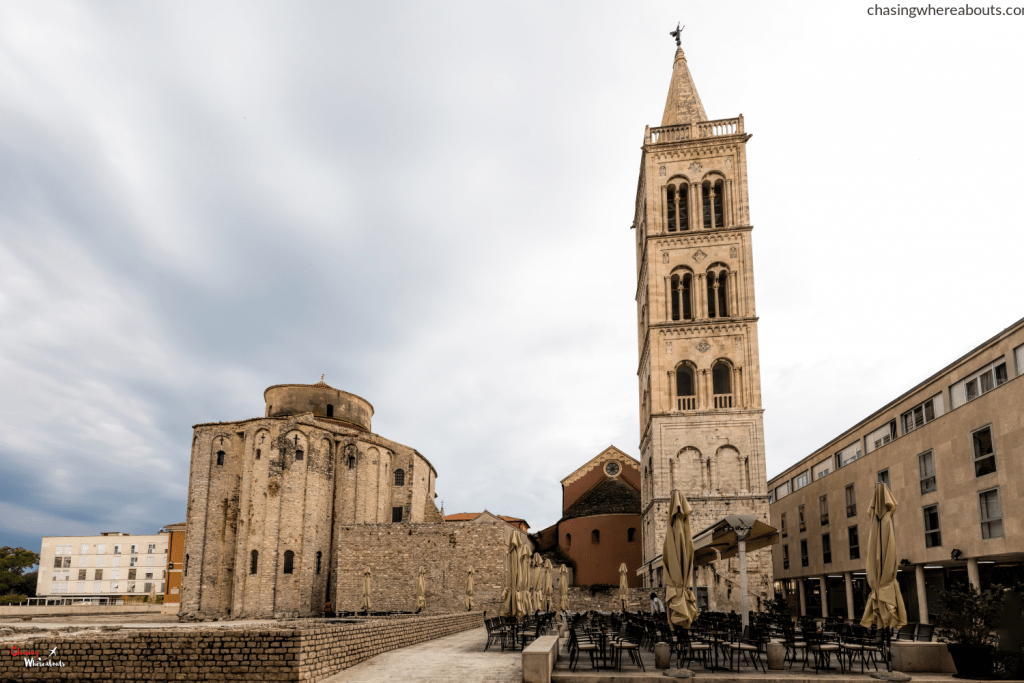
[634,46,773,610]
[179,380,443,619]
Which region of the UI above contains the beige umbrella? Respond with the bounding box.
[543,559,553,611]
[361,568,371,612]
[559,564,569,611]
[532,553,544,613]
[618,563,629,611]
[664,490,699,629]
[518,542,532,617]
[502,533,520,617]
[416,567,427,611]
[465,566,475,611]
[861,482,908,629]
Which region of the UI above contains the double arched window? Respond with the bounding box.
[670,272,693,321]
[666,182,690,232]
[673,360,740,411]
[702,179,726,229]
[705,268,729,318]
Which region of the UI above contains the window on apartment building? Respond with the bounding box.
[112,556,120,567]
[820,495,829,526]
[627,528,636,542]
[316,551,322,574]
[877,469,891,488]
[78,569,87,581]
[250,550,258,575]
[835,442,862,468]
[130,544,137,555]
[769,491,775,504]
[110,569,119,580]
[394,469,405,486]
[77,582,85,593]
[800,540,809,567]
[1016,344,1024,377]
[798,505,807,532]
[128,569,136,580]
[822,534,832,564]
[80,544,89,554]
[973,426,996,476]
[127,581,136,593]
[793,470,810,491]
[94,569,103,580]
[919,451,936,494]
[592,529,601,544]
[130,557,137,567]
[216,451,225,466]
[53,557,62,568]
[283,550,295,574]
[846,484,857,517]
[780,513,787,538]
[143,582,152,594]
[147,544,155,554]
[979,489,1004,539]
[924,505,942,547]
[63,557,71,568]
[775,481,790,501]
[782,544,790,570]
[144,572,153,581]
[78,556,87,567]
[113,544,121,555]
[93,581,102,593]
[951,357,1009,408]
[97,544,105,554]
[866,421,897,454]
[392,507,403,522]
[902,395,944,435]
[812,458,831,480]
[849,525,860,560]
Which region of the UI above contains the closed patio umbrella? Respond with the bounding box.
[543,559,553,611]
[465,566,474,611]
[502,534,520,617]
[861,482,907,672]
[664,489,699,629]
[416,567,426,611]
[618,562,629,612]
[532,553,544,613]
[559,564,569,611]
[361,568,371,612]
[517,542,532,618]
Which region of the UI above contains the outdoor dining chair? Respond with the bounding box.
[804,628,845,674]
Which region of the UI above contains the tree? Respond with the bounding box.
[0,547,39,595]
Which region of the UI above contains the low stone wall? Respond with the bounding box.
[0,611,483,682]
[564,587,658,612]
[0,604,166,618]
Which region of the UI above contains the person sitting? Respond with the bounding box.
[650,592,666,617]
[323,601,335,618]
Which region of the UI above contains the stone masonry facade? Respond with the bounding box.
[0,613,482,682]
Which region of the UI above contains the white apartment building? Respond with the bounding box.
[37,531,169,600]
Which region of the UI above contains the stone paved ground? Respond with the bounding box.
[322,626,521,683]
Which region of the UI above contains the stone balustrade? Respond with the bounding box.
[647,116,744,144]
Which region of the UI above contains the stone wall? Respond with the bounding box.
[333,522,507,614]
[0,612,482,682]
[565,586,658,612]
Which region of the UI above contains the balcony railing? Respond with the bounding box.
[647,116,744,144]
[677,396,696,410]
[713,394,733,409]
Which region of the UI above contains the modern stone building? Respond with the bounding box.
[769,318,1024,621]
[535,446,643,587]
[631,44,773,611]
[37,531,168,601]
[179,379,444,619]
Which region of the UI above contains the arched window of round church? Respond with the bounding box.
[326,404,334,418]
[283,550,294,574]
[315,551,322,575]
[394,469,405,486]
[250,550,258,575]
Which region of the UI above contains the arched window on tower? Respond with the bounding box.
[591,529,600,544]
[250,550,258,575]
[627,528,636,542]
[714,179,725,227]
[326,404,334,418]
[703,182,713,229]
[216,451,225,466]
[706,272,717,318]
[713,361,733,409]
[717,271,729,317]
[667,185,677,232]
[671,273,693,321]
[394,469,405,486]
[315,551,322,575]
[676,365,696,410]
[283,550,294,575]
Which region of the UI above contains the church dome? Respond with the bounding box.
[263,377,373,431]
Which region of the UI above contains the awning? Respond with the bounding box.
[692,514,779,564]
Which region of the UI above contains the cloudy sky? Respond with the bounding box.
[2,1,1022,553]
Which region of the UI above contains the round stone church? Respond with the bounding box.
[179,379,442,619]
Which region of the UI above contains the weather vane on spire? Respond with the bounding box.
[670,22,684,48]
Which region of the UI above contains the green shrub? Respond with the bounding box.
[0,594,28,605]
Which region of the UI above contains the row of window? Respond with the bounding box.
[780,487,1004,570]
[217,447,410,486]
[772,349,1021,500]
[54,568,163,582]
[774,423,1000,504]
[53,554,157,569]
[50,581,163,595]
[674,361,735,410]
[249,549,323,576]
[664,180,726,232]
[564,528,636,548]
[53,543,162,555]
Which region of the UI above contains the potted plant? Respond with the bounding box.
[935,582,1004,679]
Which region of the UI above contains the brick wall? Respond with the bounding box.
[333,522,507,614]
[0,612,482,682]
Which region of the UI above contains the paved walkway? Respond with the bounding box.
[322,626,521,683]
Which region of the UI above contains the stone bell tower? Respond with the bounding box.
[632,40,772,611]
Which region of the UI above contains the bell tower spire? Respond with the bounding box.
[661,30,708,127]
